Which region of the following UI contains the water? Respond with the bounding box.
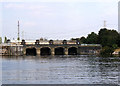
[1,55,120,85]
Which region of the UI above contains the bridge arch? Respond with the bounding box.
[68,47,77,55]
[55,47,64,55]
[40,47,51,55]
[26,47,37,56]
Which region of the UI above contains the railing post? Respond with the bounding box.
[21,39,26,45]
[63,40,67,44]
[49,40,53,44]
[6,39,11,43]
[35,40,39,45]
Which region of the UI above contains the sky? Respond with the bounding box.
[1,0,119,40]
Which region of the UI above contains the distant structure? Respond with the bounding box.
[17,21,20,41]
[103,20,106,28]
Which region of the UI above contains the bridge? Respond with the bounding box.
[20,40,102,56]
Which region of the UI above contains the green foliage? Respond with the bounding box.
[86,32,98,44]
[117,34,120,47]
[72,28,120,56]
[4,36,7,43]
[80,36,86,43]
[98,28,120,56]
[100,46,114,57]
[71,38,76,40]
[0,37,2,44]
[112,44,118,49]
[98,28,120,47]
[17,37,20,41]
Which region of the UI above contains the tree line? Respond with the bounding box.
[0,36,7,44]
[71,28,120,56]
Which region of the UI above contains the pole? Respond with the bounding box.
[17,21,20,41]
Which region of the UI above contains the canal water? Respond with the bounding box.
[1,55,120,85]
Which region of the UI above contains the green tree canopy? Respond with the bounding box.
[100,46,114,56]
[98,28,120,47]
[80,36,86,43]
[86,32,98,44]
[4,36,7,43]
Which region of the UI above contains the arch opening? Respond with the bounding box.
[68,47,77,55]
[55,47,64,55]
[41,47,51,55]
[26,48,36,56]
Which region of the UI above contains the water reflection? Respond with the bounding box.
[2,55,120,84]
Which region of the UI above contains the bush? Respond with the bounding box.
[100,46,114,57]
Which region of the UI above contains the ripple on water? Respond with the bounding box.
[2,56,120,84]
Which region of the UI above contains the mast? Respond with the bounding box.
[17,21,20,41]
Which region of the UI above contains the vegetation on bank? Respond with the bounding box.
[0,36,8,43]
[71,28,120,57]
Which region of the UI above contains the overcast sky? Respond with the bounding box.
[1,0,119,40]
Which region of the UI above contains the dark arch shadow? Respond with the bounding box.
[68,47,77,55]
[55,47,64,55]
[40,47,51,55]
[26,48,36,56]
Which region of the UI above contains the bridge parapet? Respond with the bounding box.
[20,39,78,45]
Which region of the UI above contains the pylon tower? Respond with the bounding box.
[17,21,20,41]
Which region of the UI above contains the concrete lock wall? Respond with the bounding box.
[8,46,23,56]
[1,44,23,56]
[23,45,101,56]
[1,40,102,56]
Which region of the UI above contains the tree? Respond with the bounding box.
[0,37,2,44]
[4,36,7,43]
[100,46,114,56]
[112,44,118,49]
[71,38,80,41]
[117,33,120,47]
[86,32,98,44]
[17,37,20,41]
[80,36,86,43]
[98,28,120,47]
